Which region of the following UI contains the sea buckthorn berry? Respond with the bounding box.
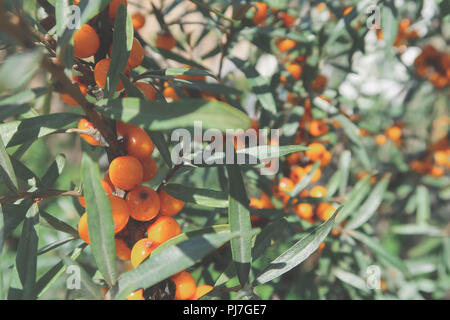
[126,185,160,221]
[310,185,327,198]
[73,24,100,59]
[163,86,179,101]
[109,195,131,233]
[133,82,157,100]
[94,58,124,91]
[278,177,294,204]
[77,118,100,146]
[309,119,329,137]
[260,192,275,209]
[61,76,88,106]
[109,0,127,19]
[78,179,114,207]
[252,2,268,25]
[115,238,131,261]
[250,197,264,209]
[279,11,296,28]
[78,212,90,243]
[130,238,158,268]
[156,31,176,51]
[140,156,158,182]
[318,242,325,253]
[191,285,214,300]
[305,164,322,183]
[290,166,305,184]
[286,152,301,165]
[132,12,146,30]
[109,156,143,190]
[295,203,313,220]
[305,143,326,161]
[170,271,196,300]
[116,122,154,159]
[386,126,402,140]
[281,63,302,82]
[375,134,387,146]
[316,202,336,221]
[433,150,449,166]
[277,39,297,53]
[127,289,144,300]
[147,216,181,244]
[428,165,444,178]
[320,150,332,167]
[311,74,328,91]
[127,38,145,70]
[343,6,354,16]
[159,189,186,217]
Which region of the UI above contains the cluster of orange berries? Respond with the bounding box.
[414,44,450,89]
[376,18,419,52]
[410,146,450,178]
[375,125,403,147]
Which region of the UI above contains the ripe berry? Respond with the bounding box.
[252,2,268,25]
[147,216,181,244]
[163,85,179,101]
[170,271,196,300]
[310,185,327,198]
[116,122,154,159]
[133,82,157,100]
[281,63,302,82]
[78,179,114,207]
[316,202,336,221]
[77,118,100,146]
[109,0,127,19]
[305,143,326,161]
[260,192,275,209]
[127,289,144,300]
[140,156,158,182]
[77,212,90,243]
[130,238,158,268]
[61,76,88,106]
[126,185,160,221]
[311,74,328,91]
[115,238,131,261]
[295,203,314,221]
[94,58,124,91]
[191,285,213,300]
[277,39,297,53]
[73,24,100,59]
[109,156,143,190]
[375,134,387,146]
[279,12,296,28]
[385,126,402,140]
[249,197,264,209]
[132,12,146,30]
[290,166,306,184]
[128,38,145,70]
[305,164,322,182]
[308,119,329,137]
[156,32,176,51]
[159,189,185,217]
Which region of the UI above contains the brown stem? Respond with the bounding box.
[0,189,81,205]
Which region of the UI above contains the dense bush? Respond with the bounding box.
[0,0,448,300]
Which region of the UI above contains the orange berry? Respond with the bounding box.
[316,202,336,220]
[250,197,264,209]
[295,203,313,220]
[281,64,302,82]
[375,134,387,146]
[73,24,100,59]
[163,86,179,101]
[433,151,449,166]
[311,74,328,91]
[94,58,124,91]
[156,32,176,51]
[386,126,402,140]
[252,2,268,25]
[127,38,145,70]
[286,152,301,165]
[308,119,329,137]
[109,156,143,190]
[115,238,131,261]
[147,216,181,244]
[343,6,354,16]
[305,164,322,183]
[320,150,332,167]
[310,185,327,198]
[428,165,444,178]
[133,82,157,100]
[139,156,158,182]
[279,11,296,28]
[78,179,114,207]
[126,185,160,221]
[260,192,275,209]
[290,166,306,184]
[77,118,100,146]
[318,242,325,252]
[305,143,326,161]
[132,12,145,30]
[130,238,158,268]
[117,122,154,159]
[277,39,297,53]
[191,285,213,300]
[171,271,196,300]
[159,189,186,217]
[109,0,127,19]
[78,212,90,243]
[109,195,131,233]
[61,76,88,106]
[127,289,144,300]
[278,177,294,193]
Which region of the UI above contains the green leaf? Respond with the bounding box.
[15,204,39,299]
[97,98,251,132]
[0,49,43,92]
[40,210,78,237]
[55,0,70,37]
[81,151,116,286]
[227,164,252,286]
[392,224,442,237]
[289,161,321,199]
[254,207,341,285]
[147,131,173,168]
[333,268,370,293]
[416,185,430,226]
[106,3,133,99]
[381,1,399,48]
[145,68,215,79]
[0,113,80,148]
[336,175,372,223]
[338,151,351,197]
[0,87,46,121]
[41,154,66,188]
[347,174,390,229]
[349,230,409,274]
[0,136,18,193]
[113,231,238,299]
[164,184,228,208]
[37,237,75,255]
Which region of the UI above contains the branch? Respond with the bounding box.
[0,189,81,205]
